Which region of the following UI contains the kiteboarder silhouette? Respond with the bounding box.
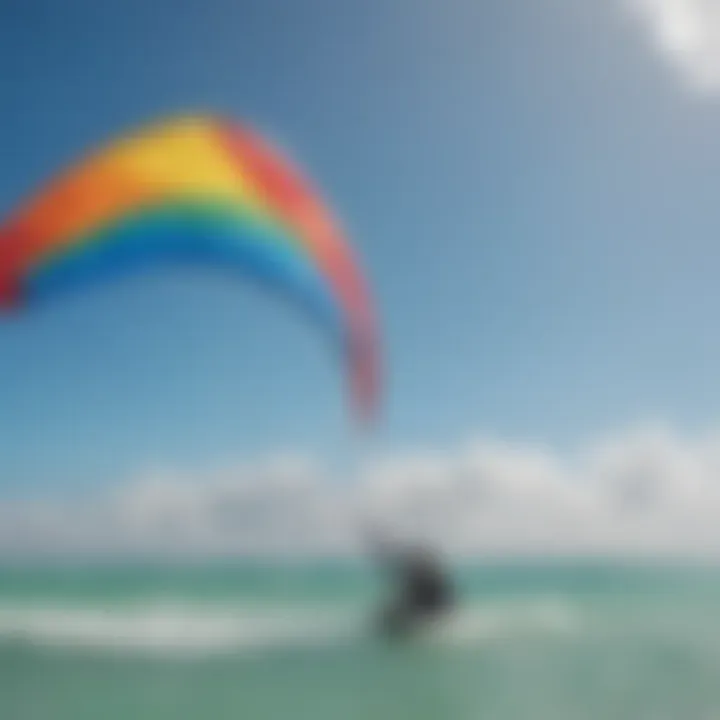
[367,528,455,637]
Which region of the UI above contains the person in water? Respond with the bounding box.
[369,532,455,637]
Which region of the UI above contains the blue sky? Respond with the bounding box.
[2,0,720,494]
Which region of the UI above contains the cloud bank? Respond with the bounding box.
[624,0,720,90]
[4,424,720,560]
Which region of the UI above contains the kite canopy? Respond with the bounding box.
[0,115,380,422]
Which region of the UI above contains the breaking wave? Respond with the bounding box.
[0,597,581,656]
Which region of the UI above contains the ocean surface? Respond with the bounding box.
[1,561,720,720]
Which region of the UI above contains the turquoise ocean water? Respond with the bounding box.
[1,562,720,720]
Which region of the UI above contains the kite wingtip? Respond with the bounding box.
[351,359,382,430]
[0,272,19,309]
[0,226,23,309]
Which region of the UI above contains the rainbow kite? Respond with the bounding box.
[0,115,380,422]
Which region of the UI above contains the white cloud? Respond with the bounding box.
[5,424,720,560]
[624,0,720,90]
